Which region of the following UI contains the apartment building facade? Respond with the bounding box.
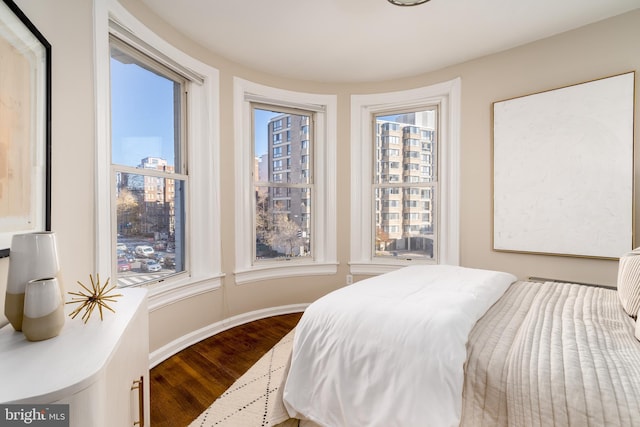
[261,112,312,257]
[375,118,436,258]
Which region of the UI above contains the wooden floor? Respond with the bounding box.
[149,312,303,427]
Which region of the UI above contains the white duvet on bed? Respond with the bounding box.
[283,265,516,427]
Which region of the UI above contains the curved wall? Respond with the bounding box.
[2,0,639,360]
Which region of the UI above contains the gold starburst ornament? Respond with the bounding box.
[67,274,123,323]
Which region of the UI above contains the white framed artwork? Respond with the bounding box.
[493,72,635,259]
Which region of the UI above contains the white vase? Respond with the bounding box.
[22,277,65,341]
[4,231,61,331]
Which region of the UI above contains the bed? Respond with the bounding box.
[281,264,640,427]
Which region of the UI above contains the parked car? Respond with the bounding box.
[117,258,131,272]
[152,252,165,264]
[163,254,175,269]
[116,250,135,263]
[116,243,128,252]
[140,259,162,272]
[135,245,155,258]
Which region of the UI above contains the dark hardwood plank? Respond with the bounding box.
[150,312,302,427]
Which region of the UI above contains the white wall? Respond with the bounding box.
[1,1,638,355]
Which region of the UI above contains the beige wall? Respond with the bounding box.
[1,1,638,353]
[0,0,96,327]
[455,12,640,286]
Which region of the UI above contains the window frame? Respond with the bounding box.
[233,78,337,284]
[94,0,222,310]
[350,79,461,275]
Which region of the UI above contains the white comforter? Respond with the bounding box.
[283,265,516,427]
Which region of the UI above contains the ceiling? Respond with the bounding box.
[141,0,640,83]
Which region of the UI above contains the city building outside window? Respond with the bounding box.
[374,108,438,261]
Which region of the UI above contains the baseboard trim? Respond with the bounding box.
[148,303,308,368]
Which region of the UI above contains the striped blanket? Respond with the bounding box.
[461,281,640,427]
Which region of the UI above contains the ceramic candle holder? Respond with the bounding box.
[22,277,65,342]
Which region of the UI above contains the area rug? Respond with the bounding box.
[188,330,314,427]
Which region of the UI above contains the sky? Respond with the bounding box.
[110,57,176,169]
[254,108,279,157]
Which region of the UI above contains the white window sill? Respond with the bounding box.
[349,260,437,276]
[145,273,224,311]
[234,262,338,285]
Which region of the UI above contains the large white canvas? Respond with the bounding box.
[493,72,634,259]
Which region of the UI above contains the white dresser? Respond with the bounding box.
[0,287,150,427]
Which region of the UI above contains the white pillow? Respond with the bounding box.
[617,248,640,318]
[636,317,640,341]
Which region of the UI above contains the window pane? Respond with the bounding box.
[110,42,182,172]
[254,107,311,185]
[255,186,311,260]
[110,39,187,287]
[374,108,437,261]
[254,105,313,262]
[375,111,437,184]
[115,171,185,286]
[374,186,434,260]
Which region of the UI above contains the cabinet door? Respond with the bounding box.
[104,302,150,426]
[53,380,105,427]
